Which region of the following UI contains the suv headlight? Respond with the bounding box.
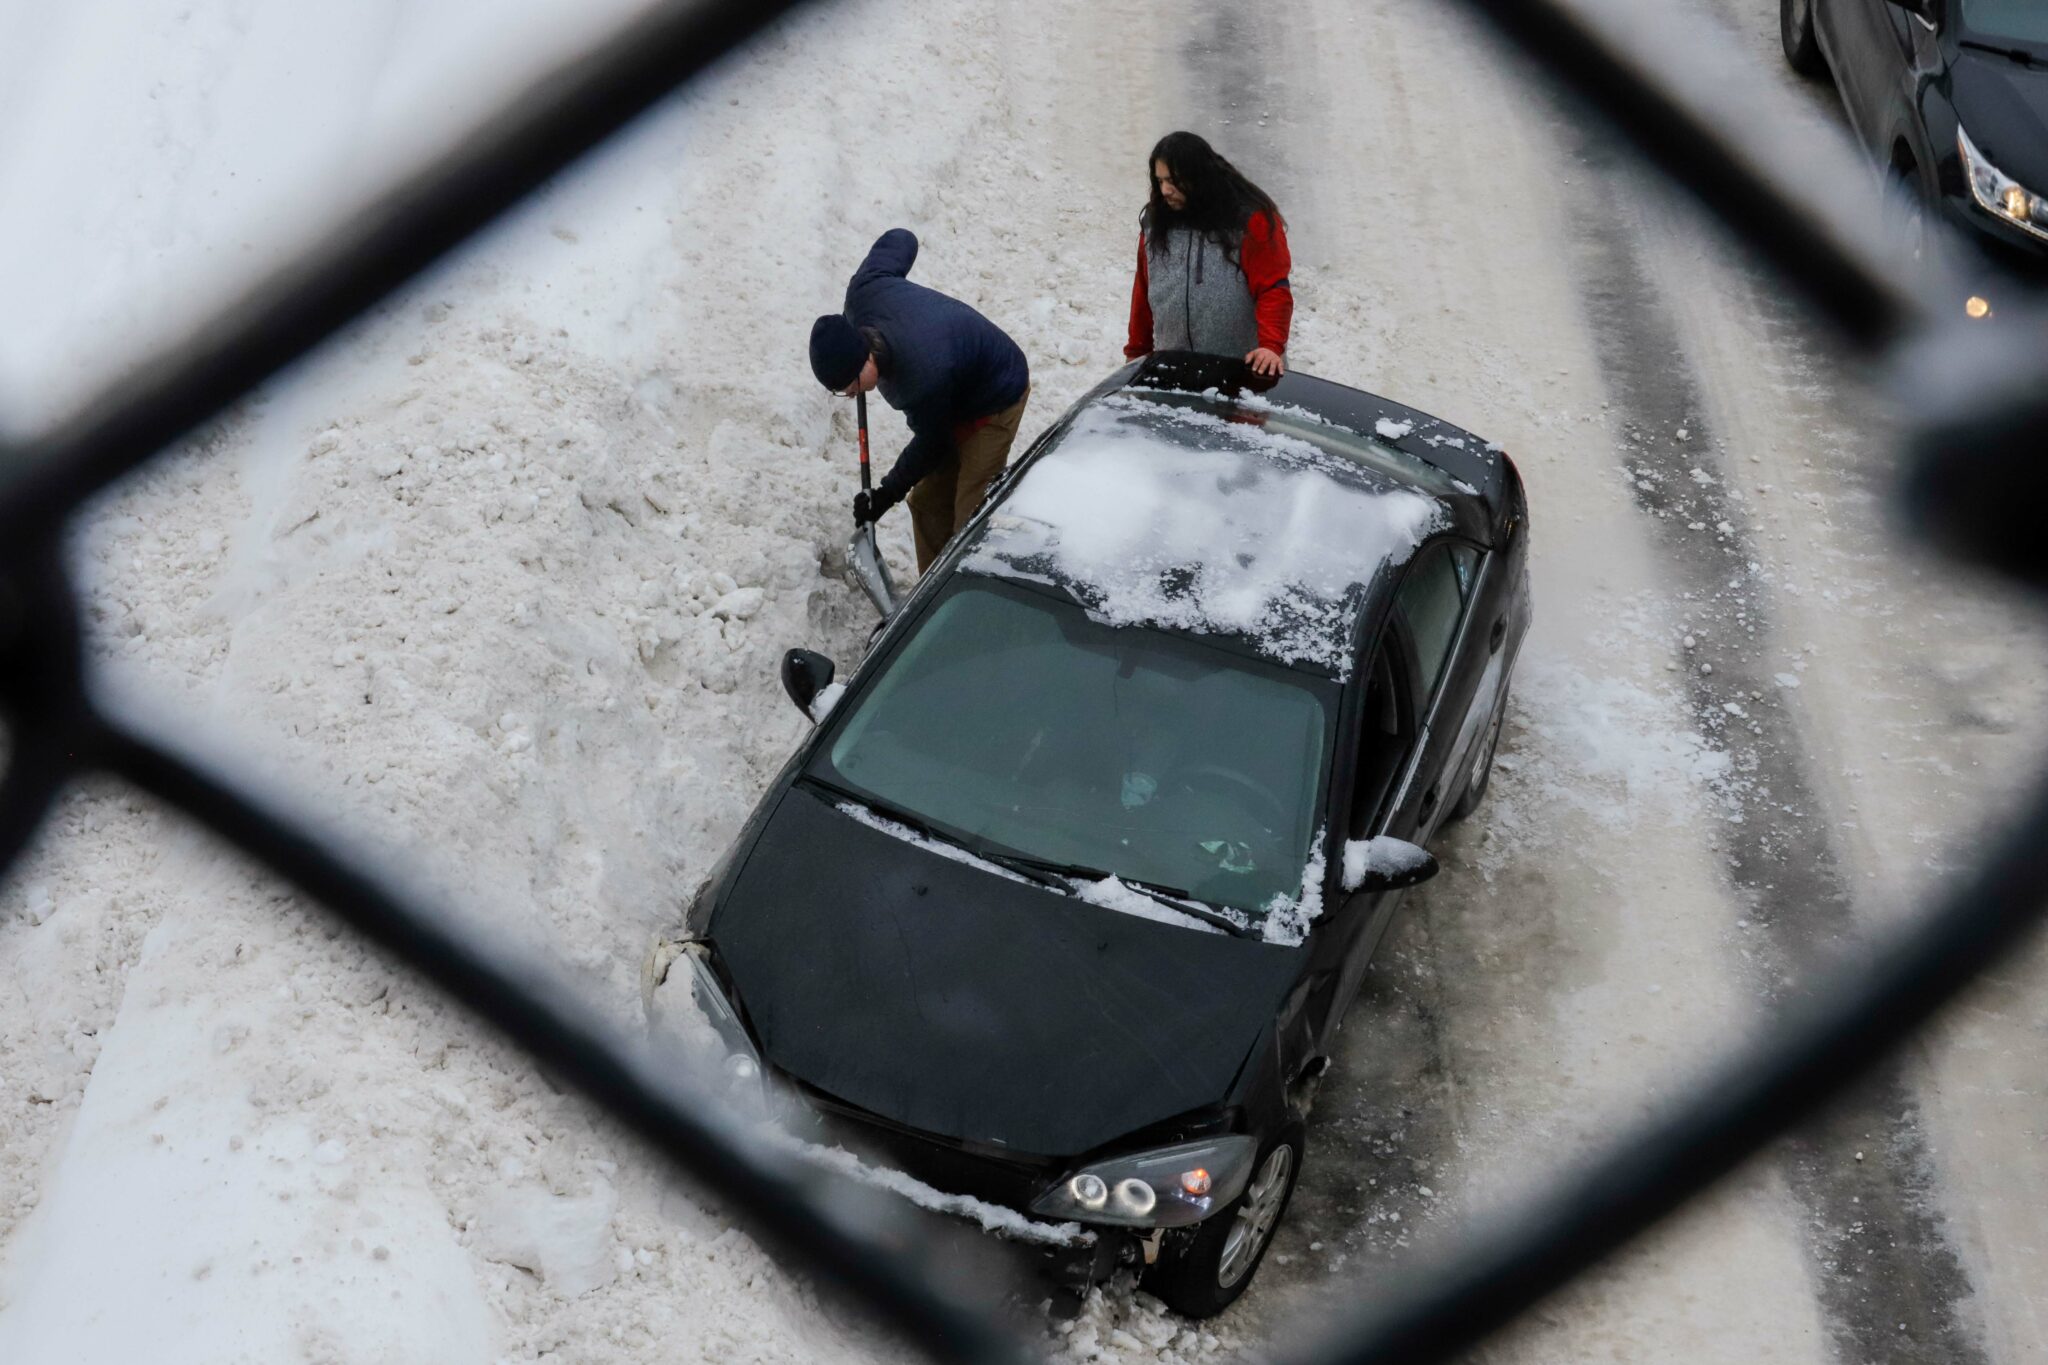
[1958,124,2048,241]
[647,940,768,1108]
[1030,1135,1259,1228]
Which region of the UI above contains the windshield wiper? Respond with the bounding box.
[1962,38,2044,65]
[806,780,1261,937]
[975,850,1258,938]
[803,778,956,847]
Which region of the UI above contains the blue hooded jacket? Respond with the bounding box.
[843,229,1029,500]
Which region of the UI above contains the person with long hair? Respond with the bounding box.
[1125,132,1294,377]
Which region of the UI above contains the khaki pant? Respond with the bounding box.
[906,389,1030,573]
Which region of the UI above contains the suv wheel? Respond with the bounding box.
[1142,1124,1304,1318]
[1781,0,1823,75]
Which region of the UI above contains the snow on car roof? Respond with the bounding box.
[959,392,1447,673]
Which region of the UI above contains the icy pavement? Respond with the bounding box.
[4,0,2048,1362]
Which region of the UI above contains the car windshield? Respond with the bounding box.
[806,576,1335,917]
[1963,0,2048,45]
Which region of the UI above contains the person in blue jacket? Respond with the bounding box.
[810,228,1030,573]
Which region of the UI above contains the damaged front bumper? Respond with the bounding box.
[641,933,1168,1301]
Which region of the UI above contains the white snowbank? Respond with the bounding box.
[2,0,1117,1361]
[966,393,1443,672]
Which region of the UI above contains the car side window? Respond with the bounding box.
[1449,544,1480,600]
[1348,630,1417,840]
[1395,543,1466,701]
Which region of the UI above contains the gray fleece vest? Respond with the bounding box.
[1146,225,1258,358]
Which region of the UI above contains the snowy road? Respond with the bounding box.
[4,1,2048,1362]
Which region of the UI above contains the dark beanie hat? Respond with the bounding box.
[809,315,867,391]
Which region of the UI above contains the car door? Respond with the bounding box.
[1304,539,1499,1054]
[1822,0,1914,153]
[1382,539,1500,843]
[1298,611,1425,1060]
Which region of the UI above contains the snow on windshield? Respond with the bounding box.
[963,393,1446,674]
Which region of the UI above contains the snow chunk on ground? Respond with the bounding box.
[471,1181,619,1298]
[966,394,1443,672]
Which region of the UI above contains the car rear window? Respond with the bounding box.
[809,577,1336,917]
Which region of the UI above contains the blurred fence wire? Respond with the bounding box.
[2,0,2045,1361]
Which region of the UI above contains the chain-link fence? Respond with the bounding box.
[3,1,2044,1361]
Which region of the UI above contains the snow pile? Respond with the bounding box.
[1258,841,1328,947]
[471,1180,621,1299]
[965,393,1443,673]
[1051,1284,1239,1364]
[0,0,652,432]
[1499,650,1735,828]
[2,0,1141,1359]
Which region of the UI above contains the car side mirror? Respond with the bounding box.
[780,648,836,720]
[1341,837,1439,893]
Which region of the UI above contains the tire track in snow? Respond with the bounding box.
[1561,127,1991,1365]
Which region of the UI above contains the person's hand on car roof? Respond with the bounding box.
[1245,347,1285,378]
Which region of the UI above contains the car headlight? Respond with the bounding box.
[648,941,769,1108]
[1030,1135,1259,1228]
[1958,124,2048,241]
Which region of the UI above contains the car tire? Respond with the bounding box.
[1447,688,1509,823]
[1780,0,1823,76]
[1142,1123,1304,1318]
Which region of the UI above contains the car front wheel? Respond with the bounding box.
[1448,687,1509,822]
[1781,0,1823,75]
[1143,1124,1303,1317]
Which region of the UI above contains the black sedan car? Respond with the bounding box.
[1783,0,2048,315]
[645,353,1531,1315]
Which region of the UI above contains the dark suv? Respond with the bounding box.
[1783,0,2048,316]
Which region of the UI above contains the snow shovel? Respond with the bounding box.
[847,389,900,617]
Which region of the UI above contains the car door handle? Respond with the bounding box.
[1489,617,1507,654]
[1421,784,1439,814]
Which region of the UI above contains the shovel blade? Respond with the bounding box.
[847,527,898,617]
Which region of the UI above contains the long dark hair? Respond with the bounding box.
[1143,131,1283,259]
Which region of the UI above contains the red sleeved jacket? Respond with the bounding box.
[1125,210,1294,359]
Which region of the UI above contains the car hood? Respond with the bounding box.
[1954,49,2048,190]
[708,785,1304,1157]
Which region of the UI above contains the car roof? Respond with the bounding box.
[954,359,1504,677]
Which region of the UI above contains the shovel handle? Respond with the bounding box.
[856,390,872,493]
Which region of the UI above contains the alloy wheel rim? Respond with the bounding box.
[1217,1145,1294,1288]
